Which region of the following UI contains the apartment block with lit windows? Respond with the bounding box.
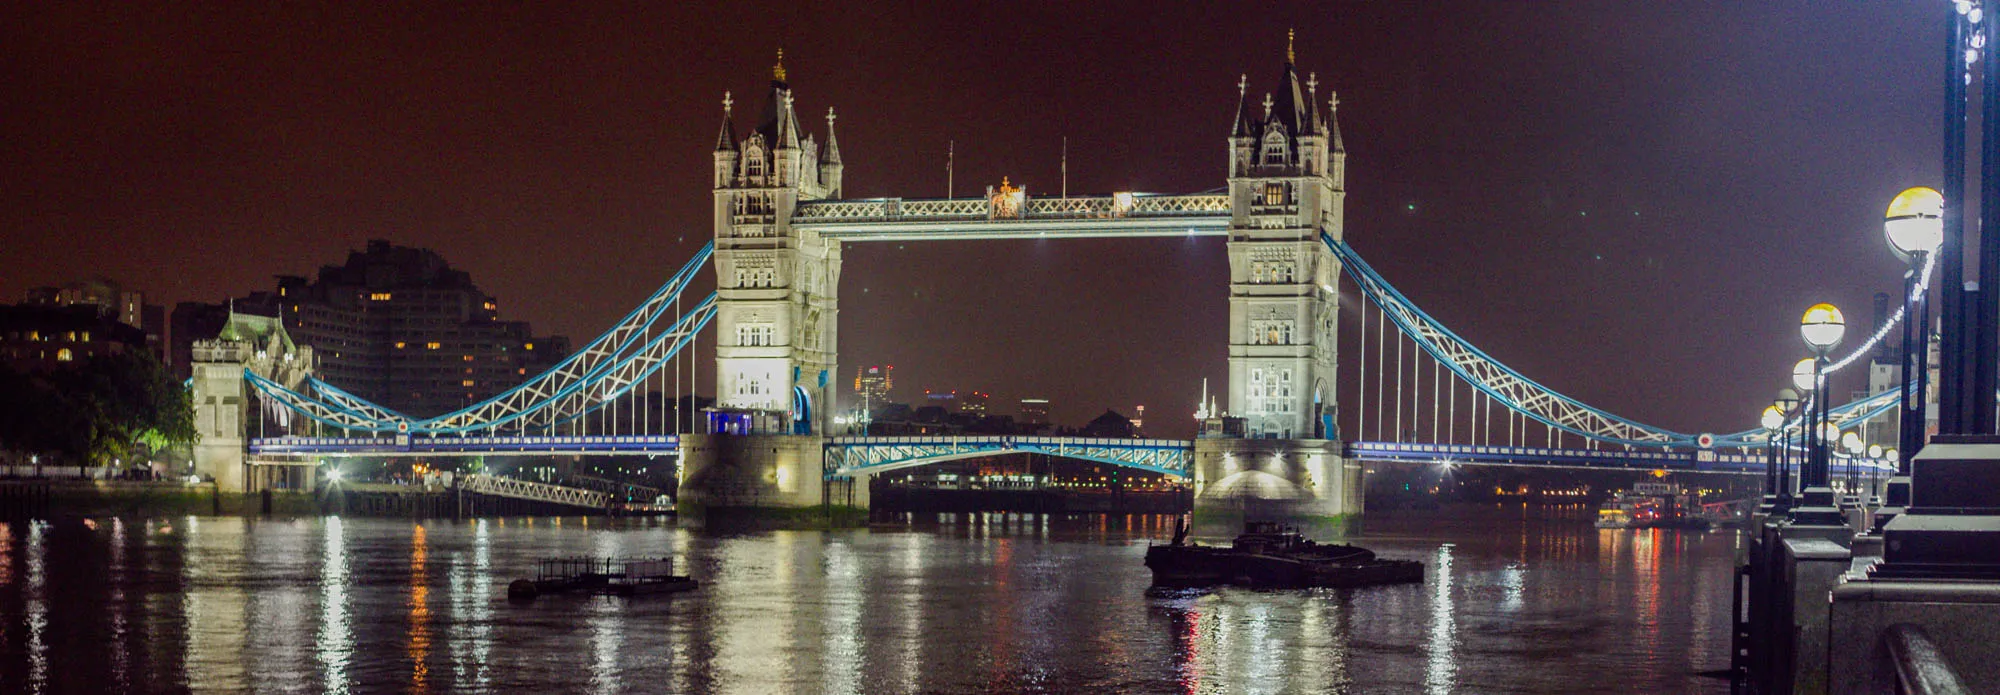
[274,240,568,417]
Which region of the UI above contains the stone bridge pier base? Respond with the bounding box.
[1191,439,1361,536]
[676,434,867,517]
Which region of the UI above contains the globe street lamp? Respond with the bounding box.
[1884,187,1942,518]
[1795,303,1845,525]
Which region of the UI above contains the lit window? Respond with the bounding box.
[462,380,475,387]
[524,343,534,351]
[1262,182,1286,206]
[395,342,407,349]
[736,324,775,347]
[79,331,89,342]
[369,293,393,301]
[56,348,73,362]
[461,355,474,362]
[426,342,441,350]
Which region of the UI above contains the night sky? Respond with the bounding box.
[0,3,1948,438]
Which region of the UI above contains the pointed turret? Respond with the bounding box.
[1328,91,1345,153]
[714,91,737,152]
[1231,74,1254,138]
[820,107,844,196]
[1269,57,1310,138]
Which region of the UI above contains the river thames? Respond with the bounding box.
[0,506,1736,694]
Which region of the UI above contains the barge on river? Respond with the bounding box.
[1145,521,1424,589]
[509,556,698,601]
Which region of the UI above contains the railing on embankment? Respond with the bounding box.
[327,474,620,518]
[1883,624,1971,695]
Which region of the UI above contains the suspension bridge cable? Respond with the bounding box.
[1395,324,1405,441]
[1376,302,1386,440]
[1359,292,1368,443]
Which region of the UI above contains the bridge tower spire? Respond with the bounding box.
[711,54,844,437]
[1224,40,1344,440]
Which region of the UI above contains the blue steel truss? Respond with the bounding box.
[823,436,1195,478]
[249,434,679,457]
[248,243,716,435]
[1331,234,1905,450]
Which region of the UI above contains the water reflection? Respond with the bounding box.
[1425,543,1457,694]
[319,516,352,693]
[0,508,1740,694]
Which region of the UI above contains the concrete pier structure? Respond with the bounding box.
[1190,438,1360,531]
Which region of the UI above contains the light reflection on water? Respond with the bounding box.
[0,506,1735,694]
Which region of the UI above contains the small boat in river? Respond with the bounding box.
[509,556,698,601]
[1144,520,1424,589]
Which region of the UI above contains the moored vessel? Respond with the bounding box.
[1145,520,1424,589]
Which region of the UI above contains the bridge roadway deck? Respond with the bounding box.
[1348,441,1888,476]
[249,435,681,457]
[246,434,1881,478]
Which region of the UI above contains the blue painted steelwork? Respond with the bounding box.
[824,436,1196,478]
[1330,234,1907,450]
[249,434,680,457]
[247,244,717,434]
[1349,441,1893,477]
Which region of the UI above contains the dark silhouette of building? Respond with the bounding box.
[0,304,148,372]
[1081,409,1137,438]
[23,278,164,361]
[262,240,569,417]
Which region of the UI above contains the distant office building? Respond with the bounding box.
[854,364,893,404]
[264,240,569,417]
[961,391,991,416]
[1132,405,1145,435]
[24,278,163,360]
[1019,398,1051,425]
[0,304,148,371]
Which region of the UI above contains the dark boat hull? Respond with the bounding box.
[1145,544,1423,589]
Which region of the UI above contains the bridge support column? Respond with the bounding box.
[191,346,249,493]
[676,434,853,514]
[1191,439,1360,534]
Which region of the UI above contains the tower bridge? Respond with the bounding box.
[205,46,1899,519]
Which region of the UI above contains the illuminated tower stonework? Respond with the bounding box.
[1225,46,1346,440]
[711,53,844,435]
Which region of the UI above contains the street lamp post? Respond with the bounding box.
[1760,404,1785,512]
[1882,187,1943,523]
[1775,387,1802,510]
[1793,303,1847,526]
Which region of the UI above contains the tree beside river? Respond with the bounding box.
[0,351,195,470]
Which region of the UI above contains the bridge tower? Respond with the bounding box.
[680,53,860,513]
[710,51,844,435]
[1195,39,1362,527]
[191,310,314,493]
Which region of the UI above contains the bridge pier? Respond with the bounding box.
[1191,439,1361,533]
[675,434,866,514]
